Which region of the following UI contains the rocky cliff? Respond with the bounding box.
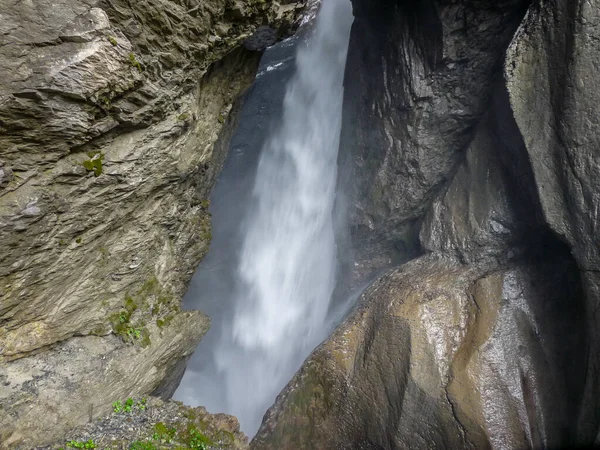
[253,0,600,448]
[0,0,303,447]
[4,0,600,448]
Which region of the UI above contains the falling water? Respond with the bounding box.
[175,0,354,436]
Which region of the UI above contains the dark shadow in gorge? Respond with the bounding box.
[334,0,533,295]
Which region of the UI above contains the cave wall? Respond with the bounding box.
[336,0,530,285]
[0,0,304,447]
[505,0,600,440]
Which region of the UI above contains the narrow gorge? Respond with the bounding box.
[1,0,600,449]
[174,0,353,436]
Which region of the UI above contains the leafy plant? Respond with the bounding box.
[113,398,147,415]
[126,328,142,340]
[123,397,135,413]
[66,440,96,449]
[129,441,157,450]
[82,152,104,177]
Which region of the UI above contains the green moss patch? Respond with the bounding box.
[108,275,181,346]
[129,52,143,72]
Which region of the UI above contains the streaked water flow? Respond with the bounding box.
[175,0,354,436]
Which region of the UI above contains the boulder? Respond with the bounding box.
[253,254,585,450]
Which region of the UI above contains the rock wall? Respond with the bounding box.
[505,1,600,439]
[0,0,304,447]
[336,0,530,285]
[253,0,600,448]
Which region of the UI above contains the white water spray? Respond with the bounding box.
[177,0,354,436]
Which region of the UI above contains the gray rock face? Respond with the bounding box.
[506,0,600,273]
[337,0,530,282]
[505,0,600,440]
[420,84,544,266]
[0,0,304,446]
[0,313,209,448]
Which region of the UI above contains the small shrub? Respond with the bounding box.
[187,427,213,450]
[108,36,118,46]
[113,398,147,415]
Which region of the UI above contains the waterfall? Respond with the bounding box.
[175,0,354,436]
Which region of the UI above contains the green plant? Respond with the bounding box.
[177,113,190,121]
[108,36,118,46]
[126,328,142,340]
[123,397,135,413]
[152,422,176,443]
[187,428,213,450]
[129,441,157,450]
[82,152,104,177]
[129,52,142,72]
[66,440,96,449]
[113,398,147,415]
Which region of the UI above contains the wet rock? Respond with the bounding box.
[253,253,586,450]
[244,26,278,51]
[420,83,544,266]
[505,0,600,441]
[506,0,600,273]
[255,2,600,448]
